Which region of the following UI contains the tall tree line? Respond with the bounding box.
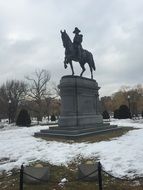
[101,84,143,116]
[0,69,60,122]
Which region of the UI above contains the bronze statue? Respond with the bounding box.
[73,27,83,60]
[60,27,96,79]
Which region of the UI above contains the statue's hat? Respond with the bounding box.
[73,27,81,34]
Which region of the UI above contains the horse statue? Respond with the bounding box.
[60,29,96,79]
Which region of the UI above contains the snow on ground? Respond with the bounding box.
[0,119,143,178]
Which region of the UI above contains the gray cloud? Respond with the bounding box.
[0,0,143,96]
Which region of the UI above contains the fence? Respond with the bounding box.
[0,162,142,190]
[19,162,143,190]
[19,162,102,190]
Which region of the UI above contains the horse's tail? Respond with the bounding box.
[90,53,96,71]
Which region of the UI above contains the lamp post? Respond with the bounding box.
[8,99,11,124]
[127,95,131,118]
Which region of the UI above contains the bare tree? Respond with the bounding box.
[51,82,60,98]
[0,80,27,122]
[26,69,51,121]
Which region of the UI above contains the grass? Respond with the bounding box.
[0,162,143,190]
[0,126,142,190]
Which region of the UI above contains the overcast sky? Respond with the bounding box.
[0,0,143,96]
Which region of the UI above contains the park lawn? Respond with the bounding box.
[0,127,142,190]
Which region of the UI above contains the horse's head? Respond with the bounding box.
[60,30,68,48]
[60,30,73,50]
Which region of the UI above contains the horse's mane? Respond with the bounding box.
[63,31,72,45]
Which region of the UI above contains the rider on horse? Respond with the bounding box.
[73,27,83,60]
[60,28,95,78]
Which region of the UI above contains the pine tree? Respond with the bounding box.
[114,109,120,119]
[118,105,131,119]
[16,109,31,126]
[51,114,56,121]
[102,110,110,119]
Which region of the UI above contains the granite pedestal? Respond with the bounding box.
[58,75,103,127]
[35,76,119,139]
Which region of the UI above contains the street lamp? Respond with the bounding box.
[127,95,131,118]
[8,99,11,124]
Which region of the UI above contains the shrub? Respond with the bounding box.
[16,109,31,126]
[118,105,131,119]
[114,105,131,119]
[102,110,110,119]
[114,109,120,119]
[51,114,56,121]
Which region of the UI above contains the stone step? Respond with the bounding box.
[40,125,117,135]
[34,127,121,139]
[49,123,110,130]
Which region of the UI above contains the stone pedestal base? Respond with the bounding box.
[58,75,103,127]
[35,76,120,139]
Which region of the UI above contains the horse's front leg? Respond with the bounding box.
[64,57,68,68]
[69,61,74,75]
[90,66,93,79]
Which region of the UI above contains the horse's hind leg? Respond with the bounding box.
[80,64,85,77]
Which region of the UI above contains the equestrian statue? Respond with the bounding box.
[60,27,96,79]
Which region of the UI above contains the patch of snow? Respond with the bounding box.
[0,119,143,179]
[110,118,143,129]
[58,178,68,187]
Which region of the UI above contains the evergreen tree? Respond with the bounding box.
[118,105,131,119]
[51,114,56,121]
[16,109,31,126]
[102,110,110,119]
[114,109,120,119]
